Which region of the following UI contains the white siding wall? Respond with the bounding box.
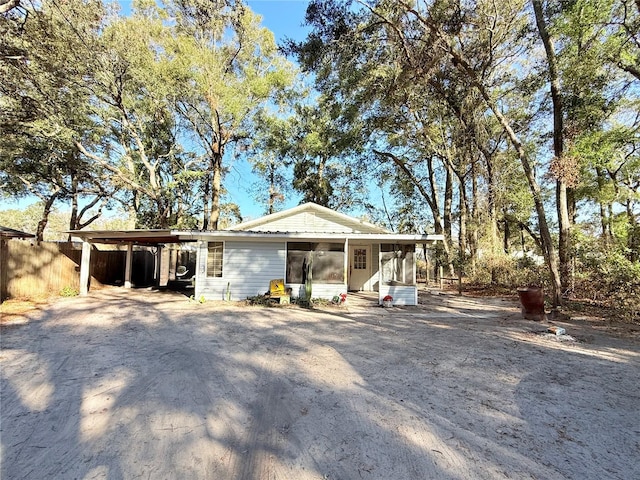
[379,285,418,306]
[193,239,415,303]
[196,241,285,301]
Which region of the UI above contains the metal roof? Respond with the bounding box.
[67,205,442,245]
[68,228,443,245]
[0,226,36,238]
[230,202,390,234]
[67,229,184,245]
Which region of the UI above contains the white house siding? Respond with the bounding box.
[244,211,381,234]
[195,241,285,301]
[379,284,418,306]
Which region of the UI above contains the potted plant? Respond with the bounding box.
[516,285,545,320]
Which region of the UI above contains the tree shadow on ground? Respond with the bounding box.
[1,288,639,479]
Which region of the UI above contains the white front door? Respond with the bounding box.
[349,245,371,291]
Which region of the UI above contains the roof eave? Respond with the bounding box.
[173,230,443,243]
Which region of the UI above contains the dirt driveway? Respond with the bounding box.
[1,288,638,479]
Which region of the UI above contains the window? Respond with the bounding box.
[314,243,345,283]
[286,242,310,284]
[286,242,344,284]
[207,242,223,277]
[380,244,415,286]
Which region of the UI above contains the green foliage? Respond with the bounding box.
[0,0,113,238]
[189,294,206,304]
[0,203,68,240]
[304,255,313,301]
[164,0,297,228]
[467,252,548,290]
[59,286,79,297]
[593,254,640,319]
[1,0,296,231]
[572,230,640,320]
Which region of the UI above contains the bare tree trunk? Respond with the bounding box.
[36,192,61,243]
[373,149,454,274]
[469,160,478,270]
[202,173,211,230]
[0,0,20,15]
[533,0,571,296]
[428,157,455,276]
[458,175,467,260]
[128,194,138,229]
[207,105,225,231]
[503,211,511,254]
[268,163,276,215]
[208,151,222,230]
[627,200,639,261]
[395,0,563,306]
[595,166,612,243]
[485,156,499,255]
[438,37,563,306]
[444,162,453,241]
[69,173,79,240]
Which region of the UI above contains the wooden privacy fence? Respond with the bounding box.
[0,240,127,301]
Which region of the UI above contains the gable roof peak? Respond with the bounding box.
[230,202,389,234]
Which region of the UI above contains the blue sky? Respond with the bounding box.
[227,0,312,220]
[247,0,311,42]
[1,0,313,222]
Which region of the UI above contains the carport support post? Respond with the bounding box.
[80,241,91,296]
[124,242,133,288]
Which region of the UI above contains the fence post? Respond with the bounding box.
[0,239,7,302]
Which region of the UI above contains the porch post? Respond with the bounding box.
[124,242,133,288]
[378,243,382,305]
[158,245,170,287]
[414,243,418,305]
[344,238,349,290]
[195,240,206,298]
[80,241,91,296]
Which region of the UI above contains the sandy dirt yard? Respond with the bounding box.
[1,288,639,480]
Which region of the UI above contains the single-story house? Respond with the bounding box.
[70,203,443,306]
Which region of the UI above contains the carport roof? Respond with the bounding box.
[67,229,184,245]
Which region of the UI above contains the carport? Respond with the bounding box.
[68,230,197,295]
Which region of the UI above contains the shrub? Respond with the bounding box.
[59,286,79,297]
[467,252,547,289]
[592,252,640,320]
